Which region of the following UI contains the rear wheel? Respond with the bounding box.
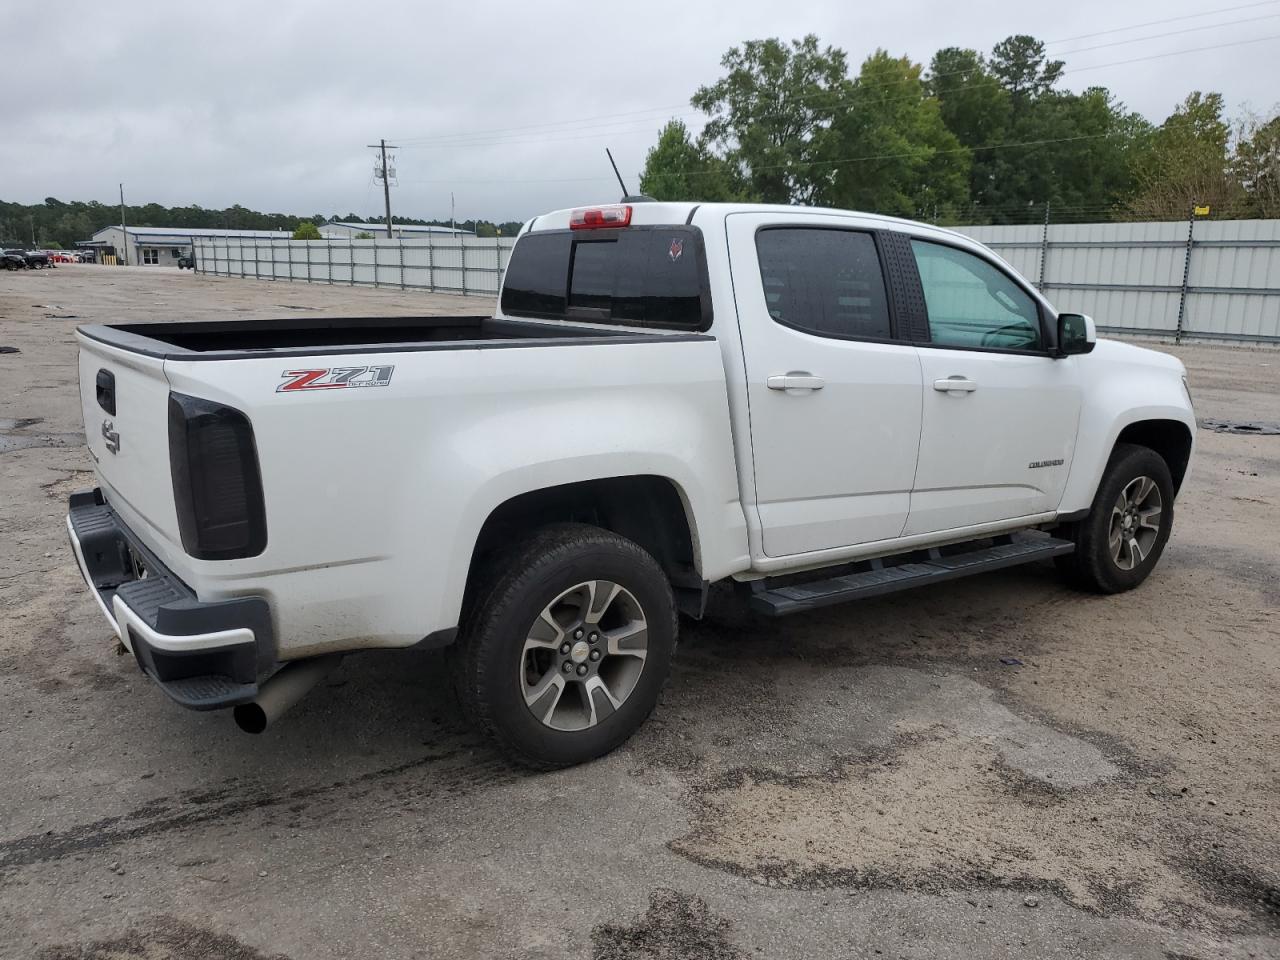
[1057,443,1174,593]
[451,523,677,769]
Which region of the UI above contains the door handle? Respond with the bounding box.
[933,376,978,393]
[767,374,825,392]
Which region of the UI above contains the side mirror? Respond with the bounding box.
[1057,313,1096,357]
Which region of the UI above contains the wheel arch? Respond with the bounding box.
[464,475,705,620]
[1115,418,1194,495]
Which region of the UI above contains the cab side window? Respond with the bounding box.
[910,240,1042,351]
[756,228,891,340]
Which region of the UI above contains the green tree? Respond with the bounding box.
[928,48,1010,150]
[692,35,847,203]
[353,231,374,239]
[927,48,1010,214]
[1233,110,1280,217]
[821,50,969,219]
[1127,92,1244,220]
[639,119,747,201]
[292,222,322,240]
[989,35,1063,116]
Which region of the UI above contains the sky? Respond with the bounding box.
[2,0,1277,224]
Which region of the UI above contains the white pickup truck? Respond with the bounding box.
[67,201,1195,767]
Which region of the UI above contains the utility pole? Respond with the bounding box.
[367,139,398,238]
[119,183,130,266]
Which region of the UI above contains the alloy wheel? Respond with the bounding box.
[519,580,649,732]
[1109,475,1163,571]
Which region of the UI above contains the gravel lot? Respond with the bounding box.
[1,265,1278,960]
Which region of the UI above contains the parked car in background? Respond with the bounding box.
[2,250,27,270]
[5,249,50,269]
[177,252,195,269]
[78,249,98,264]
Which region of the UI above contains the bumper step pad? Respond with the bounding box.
[68,490,272,711]
[750,533,1074,617]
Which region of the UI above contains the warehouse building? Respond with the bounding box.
[320,220,474,239]
[84,225,292,266]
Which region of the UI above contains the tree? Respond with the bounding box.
[639,120,747,201]
[692,35,847,203]
[353,231,374,239]
[1233,110,1280,218]
[989,35,1063,115]
[928,48,1010,150]
[1127,92,1244,220]
[821,50,969,219]
[927,48,1010,214]
[292,222,322,240]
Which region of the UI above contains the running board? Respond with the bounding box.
[749,534,1075,617]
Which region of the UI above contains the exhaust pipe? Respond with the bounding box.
[233,654,342,734]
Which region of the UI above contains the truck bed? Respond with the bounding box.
[79,315,701,361]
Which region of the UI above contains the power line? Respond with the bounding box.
[395,30,1280,158]
[394,3,1278,149]
[1046,0,1278,43]
[1065,30,1280,72]
[1053,12,1280,57]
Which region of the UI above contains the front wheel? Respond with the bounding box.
[1057,443,1175,593]
[451,523,677,769]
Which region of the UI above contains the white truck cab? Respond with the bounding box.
[67,201,1195,767]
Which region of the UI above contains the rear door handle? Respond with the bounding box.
[933,376,977,393]
[767,374,825,392]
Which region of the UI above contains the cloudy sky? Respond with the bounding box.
[3,0,1276,223]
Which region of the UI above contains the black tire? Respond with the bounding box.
[1056,442,1175,594]
[451,522,677,769]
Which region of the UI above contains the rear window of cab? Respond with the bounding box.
[500,226,711,331]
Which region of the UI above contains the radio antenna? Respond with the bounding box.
[605,148,630,200]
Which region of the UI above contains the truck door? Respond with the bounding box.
[726,213,924,558]
[904,236,1083,535]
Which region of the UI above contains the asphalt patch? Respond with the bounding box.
[35,915,290,960]
[592,888,745,960]
[1199,418,1280,435]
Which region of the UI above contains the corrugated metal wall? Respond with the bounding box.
[195,219,1280,345]
[955,219,1280,344]
[193,235,516,296]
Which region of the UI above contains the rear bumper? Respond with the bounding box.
[66,488,274,710]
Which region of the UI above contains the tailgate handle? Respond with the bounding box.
[96,369,116,415]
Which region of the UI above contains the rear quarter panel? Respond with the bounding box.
[163,338,748,658]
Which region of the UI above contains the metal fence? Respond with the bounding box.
[193,235,516,297]
[954,218,1280,345]
[195,219,1280,345]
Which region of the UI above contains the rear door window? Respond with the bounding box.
[501,227,709,330]
[754,228,892,340]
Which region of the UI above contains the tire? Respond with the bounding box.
[1057,442,1175,594]
[451,522,677,769]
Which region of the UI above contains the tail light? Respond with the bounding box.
[168,393,267,560]
[569,205,632,230]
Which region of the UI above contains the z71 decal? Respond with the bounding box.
[277,366,395,393]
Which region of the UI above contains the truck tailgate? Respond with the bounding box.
[77,334,184,558]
